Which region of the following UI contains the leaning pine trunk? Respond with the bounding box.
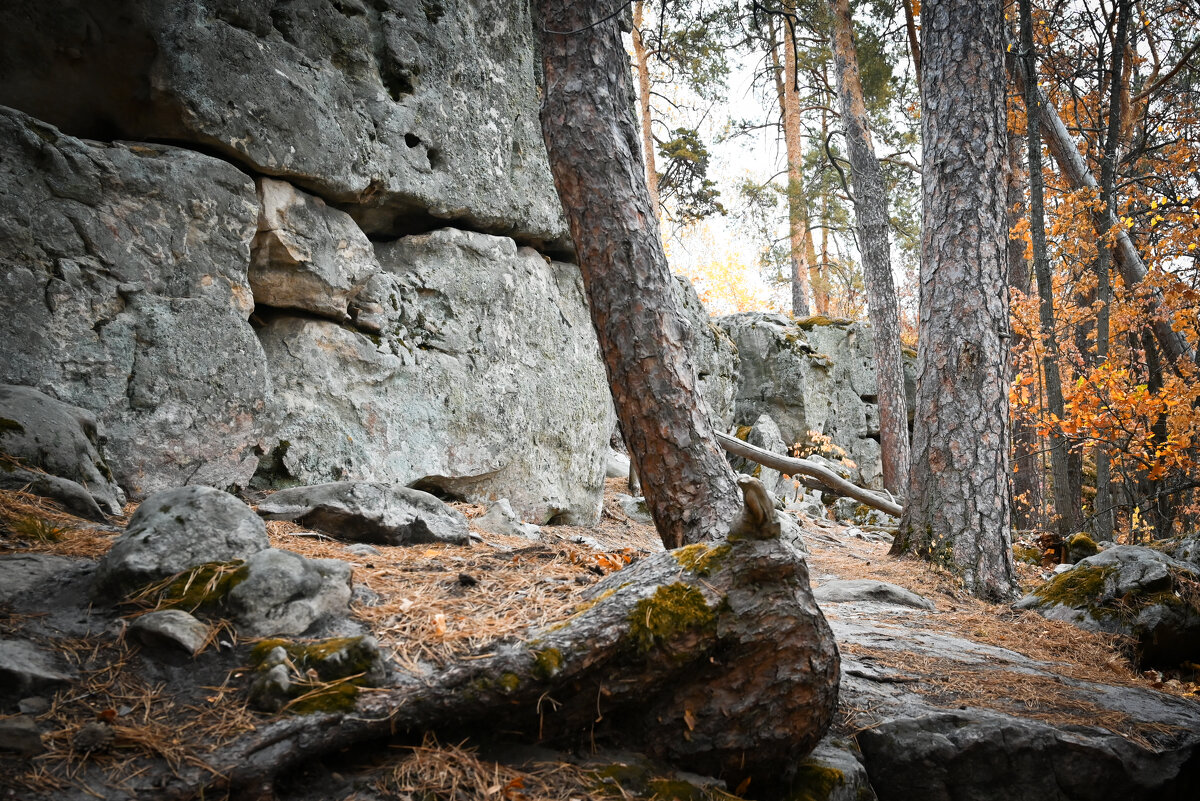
[535,1,740,548]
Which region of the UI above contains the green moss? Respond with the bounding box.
[7,516,68,543]
[1068,533,1100,560]
[498,672,521,692]
[901,346,918,359]
[0,417,25,437]
[788,762,846,801]
[1032,564,1115,609]
[250,636,376,681]
[1013,545,1042,565]
[532,647,563,680]
[156,560,248,612]
[673,544,732,576]
[648,779,706,800]
[286,682,360,714]
[734,425,753,441]
[627,584,717,655]
[796,314,852,329]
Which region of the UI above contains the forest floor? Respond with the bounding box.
[1,479,1198,800]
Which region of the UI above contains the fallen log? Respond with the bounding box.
[151,479,840,800]
[715,431,905,518]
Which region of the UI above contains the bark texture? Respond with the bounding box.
[769,15,814,317]
[894,0,1018,601]
[536,1,740,548]
[827,0,911,497]
[146,481,840,800]
[1020,0,1077,541]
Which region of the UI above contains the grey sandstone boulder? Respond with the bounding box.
[718,313,915,490]
[259,228,614,524]
[793,736,877,801]
[0,384,124,515]
[671,275,739,429]
[258,482,470,546]
[729,413,789,498]
[226,549,352,637]
[93,486,269,598]
[605,448,631,480]
[0,106,270,500]
[475,499,542,541]
[1015,546,1200,667]
[0,0,566,248]
[815,579,936,611]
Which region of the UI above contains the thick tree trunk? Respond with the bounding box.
[893,0,1018,601]
[769,16,814,317]
[536,1,740,548]
[146,481,839,800]
[1092,0,1131,543]
[1019,0,1077,542]
[632,1,659,212]
[1007,135,1043,532]
[826,0,911,498]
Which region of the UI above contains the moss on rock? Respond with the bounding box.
[532,647,563,680]
[673,544,732,576]
[627,584,717,656]
[1032,564,1115,609]
[787,762,846,801]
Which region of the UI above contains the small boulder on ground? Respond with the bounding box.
[475,499,541,540]
[129,610,211,656]
[0,715,45,756]
[92,486,269,599]
[605,448,631,479]
[615,494,653,525]
[0,638,76,700]
[258,482,470,546]
[225,549,352,637]
[0,384,125,515]
[815,579,936,610]
[1015,545,1200,667]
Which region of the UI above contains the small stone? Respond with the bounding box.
[475,499,541,541]
[0,638,75,699]
[17,696,50,715]
[129,609,211,656]
[344,543,380,558]
[815,579,936,610]
[615,494,653,525]
[0,716,44,756]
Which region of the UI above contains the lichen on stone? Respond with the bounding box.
[532,646,563,680]
[1032,564,1115,610]
[787,761,846,801]
[627,584,717,655]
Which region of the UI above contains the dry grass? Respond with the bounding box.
[0,486,120,559]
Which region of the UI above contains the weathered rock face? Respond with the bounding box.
[250,178,379,320]
[259,228,614,524]
[225,548,352,637]
[671,275,739,430]
[0,107,270,499]
[0,0,567,250]
[718,314,914,489]
[1015,546,1200,668]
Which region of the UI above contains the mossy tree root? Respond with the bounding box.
[152,483,840,800]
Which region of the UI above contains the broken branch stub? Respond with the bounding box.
[153,479,839,799]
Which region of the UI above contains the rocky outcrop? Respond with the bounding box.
[260,228,614,524]
[672,275,739,430]
[0,107,270,500]
[1015,546,1200,668]
[0,0,566,250]
[718,314,914,489]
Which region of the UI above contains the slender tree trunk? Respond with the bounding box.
[1019,0,1077,542]
[632,1,659,212]
[902,0,922,79]
[1093,0,1131,543]
[893,0,1018,601]
[1007,135,1043,532]
[768,16,814,317]
[826,0,911,497]
[536,0,740,549]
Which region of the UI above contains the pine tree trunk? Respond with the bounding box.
[893,0,1018,601]
[632,2,659,212]
[1007,135,1043,532]
[826,0,911,498]
[536,0,740,549]
[1093,0,1131,544]
[769,15,813,317]
[1019,0,1077,543]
